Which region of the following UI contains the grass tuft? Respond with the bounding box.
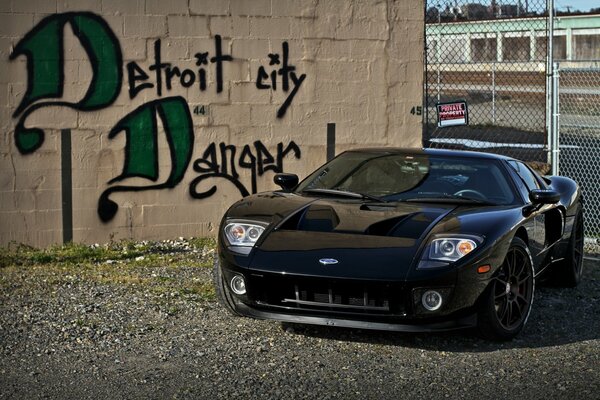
[0,237,218,301]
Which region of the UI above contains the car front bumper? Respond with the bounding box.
[234,300,477,332]
[218,249,493,332]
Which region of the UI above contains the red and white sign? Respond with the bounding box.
[436,101,468,128]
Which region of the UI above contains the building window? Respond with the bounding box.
[573,34,600,60]
[553,36,567,60]
[471,37,498,62]
[427,39,438,63]
[534,36,547,60]
[440,37,468,63]
[503,36,530,61]
[533,35,567,60]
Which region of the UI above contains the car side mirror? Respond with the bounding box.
[274,173,298,191]
[529,189,560,204]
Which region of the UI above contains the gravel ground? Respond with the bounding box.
[1,240,599,400]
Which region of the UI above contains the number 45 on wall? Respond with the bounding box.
[410,106,422,116]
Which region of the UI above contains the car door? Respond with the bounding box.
[507,161,547,266]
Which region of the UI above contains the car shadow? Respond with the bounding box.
[282,260,600,352]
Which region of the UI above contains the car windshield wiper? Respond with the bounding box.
[402,193,497,205]
[301,188,386,202]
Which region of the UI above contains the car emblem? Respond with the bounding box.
[319,258,339,266]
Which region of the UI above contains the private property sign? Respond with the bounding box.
[436,101,468,127]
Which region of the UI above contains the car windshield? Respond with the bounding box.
[296,152,517,205]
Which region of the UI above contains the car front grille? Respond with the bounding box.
[250,275,406,316]
[282,284,390,311]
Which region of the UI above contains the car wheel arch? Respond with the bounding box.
[514,226,529,246]
[478,226,529,300]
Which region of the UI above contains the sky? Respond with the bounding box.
[554,0,597,12]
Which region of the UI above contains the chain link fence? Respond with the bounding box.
[424,1,549,162]
[557,63,600,254]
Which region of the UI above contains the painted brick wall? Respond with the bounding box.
[0,0,424,246]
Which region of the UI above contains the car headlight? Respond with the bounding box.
[430,238,477,262]
[418,235,483,268]
[223,220,268,247]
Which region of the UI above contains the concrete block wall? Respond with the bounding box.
[0,0,424,247]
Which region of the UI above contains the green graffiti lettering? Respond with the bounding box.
[159,99,194,185]
[98,97,194,222]
[10,12,122,154]
[71,15,122,108]
[108,106,158,182]
[10,18,63,114]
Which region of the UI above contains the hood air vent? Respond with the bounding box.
[279,205,340,233]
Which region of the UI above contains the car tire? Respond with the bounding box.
[477,237,535,341]
[551,209,584,288]
[213,256,241,316]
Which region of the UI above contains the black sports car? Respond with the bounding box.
[214,148,584,340]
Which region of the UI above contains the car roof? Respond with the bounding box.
[344,147,514,162]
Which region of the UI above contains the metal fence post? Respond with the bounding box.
[437,32,442,104]
[492,62,496,124]
[551,62,560,175]
[546,0,555,165]
[436,67,441,104]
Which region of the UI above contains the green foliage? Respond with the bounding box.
[0,238,215,268]
[0,238,218,301]
[188,237,217,249]
[1,241,138,267]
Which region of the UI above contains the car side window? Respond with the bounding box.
[508,161,540,192]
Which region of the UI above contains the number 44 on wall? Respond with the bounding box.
[193,105,207,116]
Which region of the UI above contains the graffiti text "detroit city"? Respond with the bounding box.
[127,36,306,118]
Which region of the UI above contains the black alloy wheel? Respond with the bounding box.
[478,237,534,341]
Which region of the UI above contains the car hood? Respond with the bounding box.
[226,192,458,280]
